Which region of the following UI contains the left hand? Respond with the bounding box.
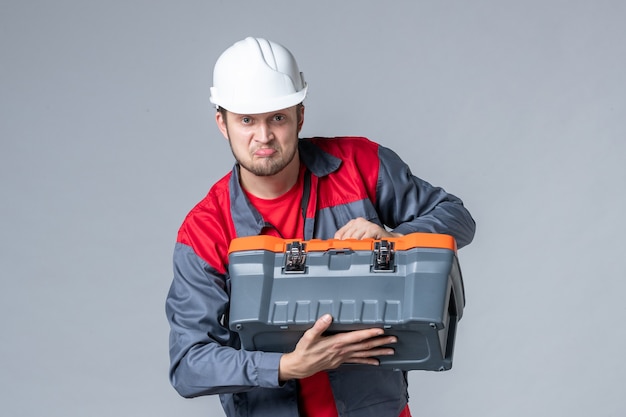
[333,217,403,240]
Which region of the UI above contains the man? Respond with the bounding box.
[166,37,476,417]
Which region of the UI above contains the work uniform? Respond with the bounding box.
[166,136,476,417]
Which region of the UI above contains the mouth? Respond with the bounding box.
[254,148,277,157]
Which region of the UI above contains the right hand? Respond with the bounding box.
[278,314,397,381]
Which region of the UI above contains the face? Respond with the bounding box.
[216,105,304,177]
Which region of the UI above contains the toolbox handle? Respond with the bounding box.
[324,248,354,255]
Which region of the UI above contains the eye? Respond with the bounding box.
[241,116,252,124]
[273,114,285,122]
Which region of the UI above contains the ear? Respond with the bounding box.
[215,111,229,139]
[297,104,305,133]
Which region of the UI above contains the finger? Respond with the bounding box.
[304,314,333,339]
[334,224,350,240]
[327,328,387,348]
[335,225,363,240]
[351,344,396,358]
[345,357,381,366]
[335,218,387,240]
[344,346,396,366]
[354,334,397,351]
[334,218,362,240]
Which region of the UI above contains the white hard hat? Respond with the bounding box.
[209,37,308,114]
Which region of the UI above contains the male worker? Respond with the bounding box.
[166,37,475,417]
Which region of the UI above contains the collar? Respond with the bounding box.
[298,138,341,177]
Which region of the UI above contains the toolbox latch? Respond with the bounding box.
[373,240,395,272]
[284,241,307,273]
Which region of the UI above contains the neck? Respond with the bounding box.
[239,157,301,200]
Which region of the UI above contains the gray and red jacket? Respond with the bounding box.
[166,136,476,417]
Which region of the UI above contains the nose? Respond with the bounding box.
[256,122,274,144]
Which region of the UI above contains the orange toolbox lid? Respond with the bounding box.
[228,232,456,255]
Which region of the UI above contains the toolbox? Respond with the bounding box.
[227,232,465,371]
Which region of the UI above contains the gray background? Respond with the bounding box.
[1,1,625,416]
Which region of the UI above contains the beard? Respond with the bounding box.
[228,140,298,177]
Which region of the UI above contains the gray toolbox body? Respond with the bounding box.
[227,233,465,371]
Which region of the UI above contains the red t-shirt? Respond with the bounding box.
[245,167,411,417]
[244,166,305,239]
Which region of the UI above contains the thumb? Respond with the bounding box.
[308,314,333,338]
